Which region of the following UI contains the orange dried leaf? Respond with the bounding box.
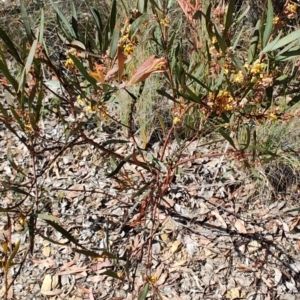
[89,64,105,83]
[125,55,167,87]
[117,47,125,82]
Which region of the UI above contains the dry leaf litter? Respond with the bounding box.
[0,89,300,300]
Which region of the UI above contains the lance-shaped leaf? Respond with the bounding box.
[125,55,167,87]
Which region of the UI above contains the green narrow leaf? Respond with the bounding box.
[110,0,117,34]
[0,102,9,117]
[186,73,212,92]
[50,0,76,38]
[7,149,26,176]
[183,87,201,104]
[262,29,300,53]
[224,0,236,36]
[138,283,149,300]
[204,4,214,40]
[10,186,33,197]
[0,207,19,213]
[274,48,300,61]
[262,0,273,48]
[138,0,148,13]
[9,106,24,129]
[45,219,83,248]
[6,240,21,270]
[157,113,166,135]
[101,251,120,260]
[277,39,298,56]
[248,21,260,63]
[157,89,176,101]
[129,14,148,40]
[107,154,133,177]
[91,8,103,31]
[214,68,224,90]
[25,40,38,74]
[18,39,38,92]
[38,8,45,43]
[71,2,78,39]
[0,27,22,64]
[0,59,18,90]
[167,30,178,53]
[240,127,251,151]
[236,5,250,23]
[219,128,236,150]
[35,86,43,123]
[102,139,128,146]
[109,28,120,59]
[132,181,152,199]
[68,54,97,87]
[38,214,60,223]
[102,270,122,280]
[232,26,244,50]
[38,233,70,246]
[20,0,34,44]
[286,207,300,213]
[90,8,103,48]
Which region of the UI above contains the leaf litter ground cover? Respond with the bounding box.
[1,88,300,299]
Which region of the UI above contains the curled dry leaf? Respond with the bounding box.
[41,274,60,294]
[155,272,168,286]
[211,210,227,228]
[170,240,182,254]
[234,218,247,234]
[125,55,167,87]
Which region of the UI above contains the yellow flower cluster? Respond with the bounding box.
[76,95,109,119]
[123,43,134,56]
[119,21,138,57]
[149,276,158,284]
[250,60,266,75]
[77,95,96,114]
[273,16,280,24]
[287,3,297,14]
[65,58,75,69]
[160,16,170,27]
[269,113,277,122]
[208,90,235,114]
[233,70,244,83]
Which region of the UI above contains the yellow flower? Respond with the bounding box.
[269,113,277,121]
[84,104,97,114]
[24,123,33,133]
[99,104,109,119]
[65,58,75,69]
[173,116,181,125]
[117,272,125,279]
[250,60,266,74]
[273,16,280,24]
[149,276,157,284]
[287,3,297,14]
[160,17,170,27]
[243,63,250,70]
[76,95,84,106]
[224,103,233,111]
[233,70,244,83]
[123,43,134,55]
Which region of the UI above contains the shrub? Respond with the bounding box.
[0,0,299,298]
